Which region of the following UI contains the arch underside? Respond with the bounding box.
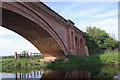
[2,8,65,58]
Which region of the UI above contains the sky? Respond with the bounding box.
[45,2,118,39]
[0,2,118,56]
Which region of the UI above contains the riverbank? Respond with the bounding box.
[47,53,119,70]
[1,58,47,73]
[1,53,119,72]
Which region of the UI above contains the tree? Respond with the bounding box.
[21,50,29,57]
[22,50,28,54]
[84,32,101,54]
[103,37,117,50]
[85,26,117,54]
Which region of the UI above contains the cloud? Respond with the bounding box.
[77,18,118,40]
[50,2,117,22]
[45,0,119,2]
[0,37,40,56]
[45,2,84,19]
[0,27,40,56]
[68,8,100,19]
[0,27,15,36]
[92,10,118,18]
[46,2,104,19]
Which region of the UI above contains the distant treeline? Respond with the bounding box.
[2,55,14,59]
[2,55,44,59]
[2,51,44,59]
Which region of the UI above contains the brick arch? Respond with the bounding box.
[1,2,68,58]
[75,36,79,55]
[80,38,83,46]
[1,2,86,57]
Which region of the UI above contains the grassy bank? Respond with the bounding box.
[1,53,119,79]
[1,53,119,72]
[1,58,47,73]
[47,53,119,70]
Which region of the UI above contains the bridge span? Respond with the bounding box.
[0,2,86,58]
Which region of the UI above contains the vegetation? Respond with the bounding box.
[2,55,14,59]
[2,50,44,60]
[2,58,48,73]
[84,27,118,54]
[1,27,119,78]
[47,53,119,70]
[1,56,119,79]
[2,52,119,72]
[1,52,119,79]
[1,50,45,73]
[1,26,119,79]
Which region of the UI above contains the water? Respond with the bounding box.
[0,60,119,80]
[1,71,43,78]
[0,66,120,80]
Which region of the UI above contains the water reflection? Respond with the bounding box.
[16,71,43,79]
[1,70,43,80]
[114,72,120,80]
[1,68,119,79]
[1,70,91,79]
[41,70,91,79]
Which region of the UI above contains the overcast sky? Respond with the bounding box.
[0,2,118,56]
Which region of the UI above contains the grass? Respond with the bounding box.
[46,53,119,70]
[2,58,48,73]
[1,53,119,79]
[90,65,119,78]
[1,53,119,73]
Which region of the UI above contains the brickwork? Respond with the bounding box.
[1,2,86,58]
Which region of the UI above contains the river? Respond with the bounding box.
[0,65,120,80]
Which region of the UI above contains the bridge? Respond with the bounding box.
[0,2,86,58]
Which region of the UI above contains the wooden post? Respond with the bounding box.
[22,54,24,58]
[24,53,26,58]
[34,71,35,77]
[24,73,26,78]
[20,54,21,59]
[37,71,38,76]
[40,71,42,75]
[30,72,32,78]
[22,73,23,78]
[40,54,41,59]
[15,52,17,60]
[27,53,28,59]
[15,73,17,80]
[30,54,31,59]
[20,72,21,79]
[27,73,29,79]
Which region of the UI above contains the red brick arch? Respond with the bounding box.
[1,2,86,58]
